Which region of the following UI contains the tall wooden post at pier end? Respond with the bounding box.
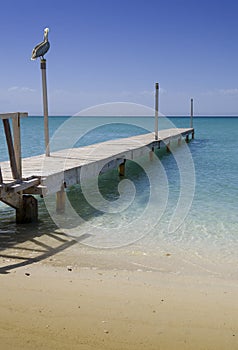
[154,82,159,140]
[186,98,195,142]
[190,98,194,129]
[190,98,194,139]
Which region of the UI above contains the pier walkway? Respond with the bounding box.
[0,112,194,223]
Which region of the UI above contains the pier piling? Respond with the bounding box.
[16,195,38,224]
[118,160,126,177]
[56,184,66,214]
[149,146,155,161]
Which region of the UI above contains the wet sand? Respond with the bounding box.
[1,246,238,350]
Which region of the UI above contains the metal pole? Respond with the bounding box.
[190,98,194,129]
[154,82,159,140]
[41,59,50,156]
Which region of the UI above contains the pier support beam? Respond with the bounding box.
[118,160,126,177]
[56,185,66,214]
[185,134,189,143]
[16,195,38,224]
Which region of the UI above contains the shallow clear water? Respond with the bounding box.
[0,116,238,273]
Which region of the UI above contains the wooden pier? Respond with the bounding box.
[0,112,194,223]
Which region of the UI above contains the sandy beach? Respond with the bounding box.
[1,234,238,350]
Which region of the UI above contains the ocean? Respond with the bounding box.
[0,115,238,276]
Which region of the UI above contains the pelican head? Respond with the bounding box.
[44,28,49,41]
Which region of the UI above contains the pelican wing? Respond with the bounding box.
[31,41,43,60]
[31,41,50,60]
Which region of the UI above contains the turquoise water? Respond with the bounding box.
[0,116,238,272]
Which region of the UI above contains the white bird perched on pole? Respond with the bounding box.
[31,28,50,60]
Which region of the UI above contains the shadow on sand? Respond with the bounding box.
[0,207,91,274]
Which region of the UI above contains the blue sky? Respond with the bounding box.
[0,0,238,116]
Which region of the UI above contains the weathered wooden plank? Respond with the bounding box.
[0,112,28,120]
[2,119,20,179]
[12,113,22,178]
[9,178,40,193]
[0,191,21,209]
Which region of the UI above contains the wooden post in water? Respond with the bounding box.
[118,160,126,177]
[166,141,171,152]
[190,98,194,129]
[16,195,38,224]
[41,59,50,157]
[149,146,155,161]
[56,183,66,214]
[154,82,159,140]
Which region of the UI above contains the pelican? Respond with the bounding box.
[31,28,50,60]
